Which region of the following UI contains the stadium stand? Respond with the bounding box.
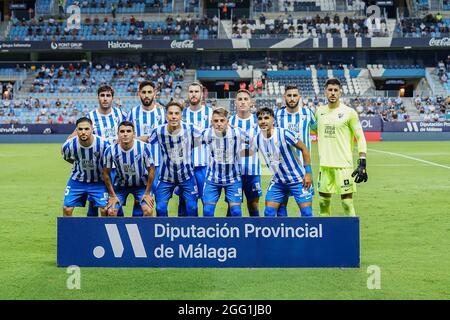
[232,13,388,39]
[65,0,173,14]
[21,62,184,98]
[396,14,450,37]
[36,0,54,15]
[414,95,449,121]
[7,14,218,41]
[277,0,336,12]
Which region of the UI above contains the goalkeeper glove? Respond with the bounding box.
[352,158,368,183]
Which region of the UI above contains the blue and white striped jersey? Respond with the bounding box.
[148,123,204,183]
[87,107,127,143]
[203,127,247,184]
[62,135,110,183]
[182,106,212,167]
[228,113,261,176]
[127,105,165,166]
[275,107,317,152]
[103,140,154,187]
[251,127,305,184]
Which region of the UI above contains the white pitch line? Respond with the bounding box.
[369,148,450,170]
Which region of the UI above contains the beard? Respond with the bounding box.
[287,100,299,109]
[141,97,153,107]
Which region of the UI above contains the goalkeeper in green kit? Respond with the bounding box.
[314,78,368,216]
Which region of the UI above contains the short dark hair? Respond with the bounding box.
[138,80,156,91]
[324,78,342,88]
[165,100,184,112]
[256,107,274,118]
[284,84,299,92]
[76,117,93,127]
[118,120,135,132]
[97,84,114,97]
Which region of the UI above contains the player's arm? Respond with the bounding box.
[349,111,368,183]
[61,140,75,164]
[142,147,155,211]
[310,109,318,133]
[138,136,149,143]
[102,167,119,212]
[309,107,318,132]
[293,139,312,189]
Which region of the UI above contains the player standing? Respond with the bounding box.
[250,107,313,217]
[128,80,165,193]
[228,89,262,216]
[81,84,128,216]
[275,85,317,216]
[62,117,110,217]
[103,121,155,216]
[146,101,203,217]
[203,108,247,217]
[178,81,212,216]
[315,78,368,216]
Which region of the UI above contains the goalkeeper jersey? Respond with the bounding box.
[316,102,367,168]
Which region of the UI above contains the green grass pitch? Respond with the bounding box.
[0,141,449,299]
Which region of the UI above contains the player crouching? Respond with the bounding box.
[250,107,313,217]
[62,117,110,217]
[103,121,155,216]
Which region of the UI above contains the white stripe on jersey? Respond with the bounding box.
[87,107,127,143]
[103,140,154,187]
[183,106,212,167]
[252,127,305,184]
[203,127,246,184]
[275,107,316,153]
[62,135,110,183]
[128,105,165,166]
[149,123,204,183]
[228,113,261,175]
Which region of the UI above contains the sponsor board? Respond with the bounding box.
[57,217,360,268]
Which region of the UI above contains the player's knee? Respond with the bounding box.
[300,206,313,217]
[156,201,168,217]
[63,206,73,217]
[341,198,356,217]
[141,205,153,217]
[99,207,108,217]
[277,205,288,217]
[203,203,215,217]
[185,201,198,217]
[264,206,277,217]
[229,205,242,217]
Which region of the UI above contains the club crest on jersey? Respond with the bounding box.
[338,113,344,119]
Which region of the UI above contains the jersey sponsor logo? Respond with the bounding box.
[123,164,136,174]
[324,125,336,137]
[80,159,95,170]
[287,123,300,133]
